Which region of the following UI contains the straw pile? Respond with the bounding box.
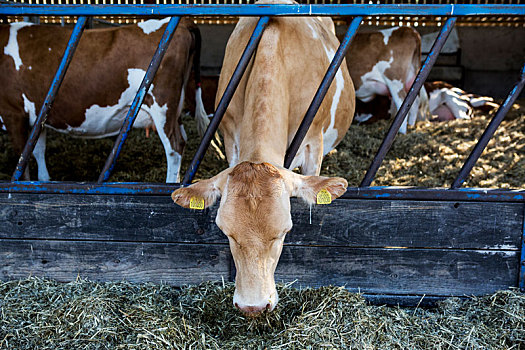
[0,101,523,188]
[1,277,524,349]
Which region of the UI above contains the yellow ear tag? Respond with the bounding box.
[189,197,205,210]
[316,189,332,205]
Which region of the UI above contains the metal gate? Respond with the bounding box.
[1,3,524,303]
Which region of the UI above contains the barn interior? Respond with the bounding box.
[0,2,524,349]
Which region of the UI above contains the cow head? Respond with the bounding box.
[172,162,347,315]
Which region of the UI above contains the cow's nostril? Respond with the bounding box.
[266,303,271,311]
[234,302,240,309]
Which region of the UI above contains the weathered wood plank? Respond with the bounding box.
[0,239,231,284]
[0,194,522,249]
[0,239,518,296]
[276,246,519,296]
[289,200,523,249]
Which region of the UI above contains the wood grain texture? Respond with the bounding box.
[0,239,518,296]
[0,194,522,249]
[275,246,520,296]
[0,239,231,284]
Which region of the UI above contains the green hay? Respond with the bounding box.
[0,101,523,188]
[0,277,524,349]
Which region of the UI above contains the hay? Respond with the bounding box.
[0,101,523,187]
[0,277,524,349]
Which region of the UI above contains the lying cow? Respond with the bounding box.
[0,18,208,182]
[425,81,500,121]
[172,0,354,315]
[345,26,429,133]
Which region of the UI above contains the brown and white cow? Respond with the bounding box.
[0,18,208,182]
[172,0,354,315]
[345,26,430,133]
[425,81,500,122]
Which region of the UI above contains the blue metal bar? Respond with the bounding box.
[0,181,523,202]
[451,63,525,189]
[284,16,362,169]
[98,16,180,183]
[11,16,88,182]
[360,17,457,187]
[182,16,270,186]
[1,4,524,17]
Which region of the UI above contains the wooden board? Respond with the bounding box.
[0,194,521,249]
[0,239,231,284]
[0,240,517,296]
[0,193,522,298]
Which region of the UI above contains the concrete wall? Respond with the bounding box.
[199,23,525,98]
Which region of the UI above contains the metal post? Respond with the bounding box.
[181,16,270,186]
[284,16,362,169]
[360,17,457,187]
[451,63,525,189]
[11,16,88,182]
[98,16,181,183]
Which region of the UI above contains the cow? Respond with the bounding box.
[425,81,500,122]
[172,0,355,316]
[345,26,430,133]
[0,17,209,183]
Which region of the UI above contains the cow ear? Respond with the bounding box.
[289,173,347,205]
[171,169,230,210]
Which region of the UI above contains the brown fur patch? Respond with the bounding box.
[227,162,284,209]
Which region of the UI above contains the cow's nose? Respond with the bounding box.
[235,302,271,316]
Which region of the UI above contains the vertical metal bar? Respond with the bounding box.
[360,17,457,187]
[283,16,362,169]
[11,16,87,182]
[98,16,181,183]
[181,16,270,186]
[451,63,525,189]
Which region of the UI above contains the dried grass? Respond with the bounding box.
[0,101,522,188]
[1,277,524,349]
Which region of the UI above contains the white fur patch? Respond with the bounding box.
[58,68,155,138]
[355,56,394,102]
[428,88,472,120]
[379,27,398,46]
[22,93,37,125]
[0,115,6,131]
[33,129,50,181]
[320,45,343,155]
[307,22,319,39]
[4,22,34,71]
[355,113,373,123]
[137,18,170,35]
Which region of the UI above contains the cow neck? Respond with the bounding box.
[237,109,289,168]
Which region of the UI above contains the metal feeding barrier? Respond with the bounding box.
[1,3,524,303]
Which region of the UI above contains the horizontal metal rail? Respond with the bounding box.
[0,182,523,202]
[1,4,524,17]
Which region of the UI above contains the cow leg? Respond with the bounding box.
[154,116,183,183]
[3,112,31,180]
[32,128,50,181]
[407,95,420,127]
[383,79,408,134]
[443,90,471,120]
